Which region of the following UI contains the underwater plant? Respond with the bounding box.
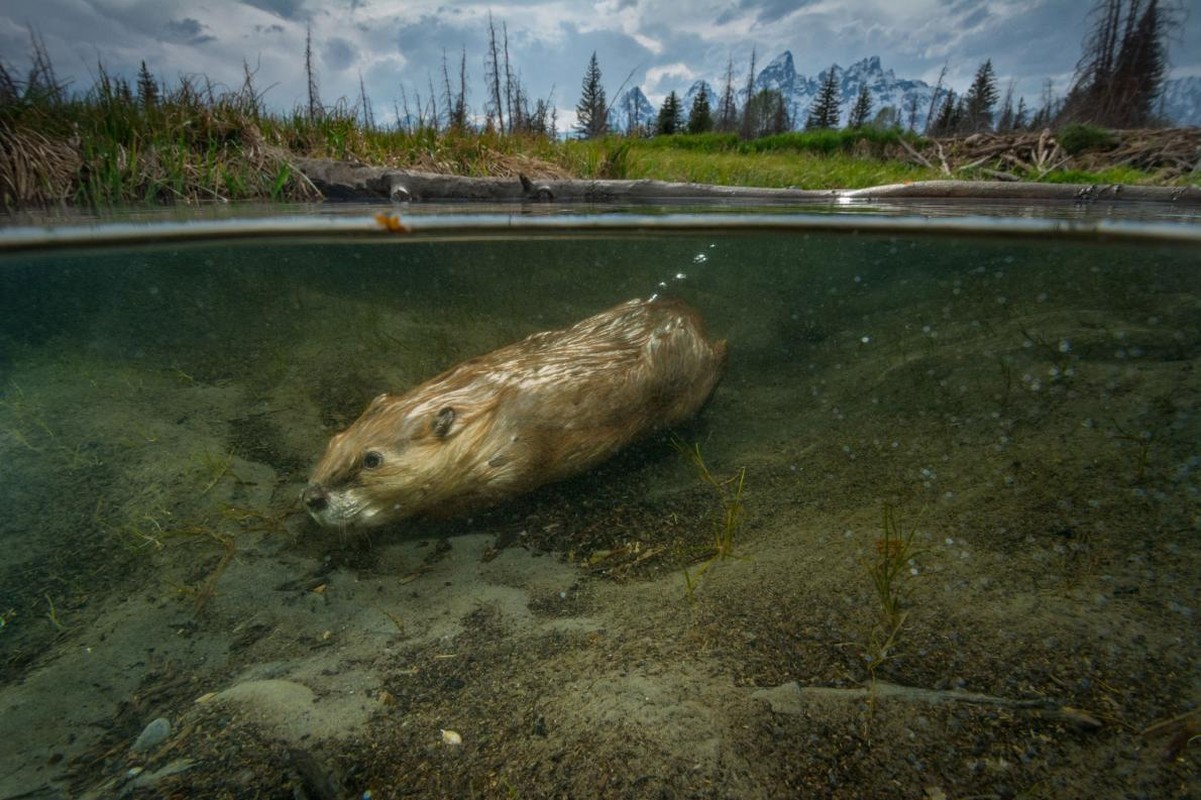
[864,502,922,681]
[673,437,747,600]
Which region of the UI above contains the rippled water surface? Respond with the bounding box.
[0,211,1198,798]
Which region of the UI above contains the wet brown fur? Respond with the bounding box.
[303,298,727,528]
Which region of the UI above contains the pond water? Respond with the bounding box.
[0,209,1199,798]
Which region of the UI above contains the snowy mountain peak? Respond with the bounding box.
[614,52,1200,135]
[608,86,655,133]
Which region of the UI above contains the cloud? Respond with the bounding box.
[241,0,308,21]
[162,17,216,46]
[645,62,697,93]
[323,36,355,71]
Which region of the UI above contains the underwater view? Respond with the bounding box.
[0,213,1199,798]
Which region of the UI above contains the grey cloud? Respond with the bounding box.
[323,36,355,71]
[163,18,216,45]
[241,0,307,20]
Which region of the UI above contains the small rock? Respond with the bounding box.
[131,717,171,753]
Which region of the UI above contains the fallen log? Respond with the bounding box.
[294,158,1201,206]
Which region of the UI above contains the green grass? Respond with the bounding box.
[619,145,941,189]
[1039,166,1150,185]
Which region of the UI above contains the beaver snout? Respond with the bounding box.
[301,484,329,512]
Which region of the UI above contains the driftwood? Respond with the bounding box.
[293,157,837,203]
[907,128,1201,182]
[753,680,1103,731]
[295,157,1201,206]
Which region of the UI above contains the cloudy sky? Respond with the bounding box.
[2,0,1197,129]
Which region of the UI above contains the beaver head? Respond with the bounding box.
[301,387,522,528]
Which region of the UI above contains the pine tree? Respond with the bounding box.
[963,59,998,131]
[656,91,683,135]
[1061,0,1176,127]
[1110,0,1167,125]
[929,88,958,136]
[1013,97,1028,130]
[136,60,158,107]
[996,80,1016,132]
[687,84,713,134]
[574,52,608,138]
[847,83,872,129]
[805,65,840,130]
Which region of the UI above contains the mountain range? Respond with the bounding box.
[608,51,1201,133]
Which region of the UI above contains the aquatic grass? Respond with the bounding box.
[673,437,747,601]
[864,503,922,681]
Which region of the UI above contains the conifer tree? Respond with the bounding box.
[574,52,608,138]
[1013,96,1028,130]
[995,79,1016,132]
[1110,0,1167,125]
[963,59,998,131]
[687,84,713,134]
[929,88,958,136]
[656,91,683,135]
[847,83,872,128]
[1061,0,1176,127]
[805,66,840,130]
[136,60,158,107]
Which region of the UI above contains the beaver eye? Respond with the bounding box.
[362,451,383,469]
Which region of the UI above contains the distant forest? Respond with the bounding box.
[376,0,1182,139]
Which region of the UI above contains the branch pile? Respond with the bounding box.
[902,128,1201,182]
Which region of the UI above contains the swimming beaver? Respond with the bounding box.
[301,297,727,528]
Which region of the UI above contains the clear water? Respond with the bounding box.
[1,211,1198,797]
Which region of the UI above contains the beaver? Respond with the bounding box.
[301,297,727,528]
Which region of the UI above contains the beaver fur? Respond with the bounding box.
[301,297,727,528]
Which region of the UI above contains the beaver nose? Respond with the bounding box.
[301,484,328,512]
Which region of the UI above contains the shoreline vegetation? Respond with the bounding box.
[1,5,1198,209]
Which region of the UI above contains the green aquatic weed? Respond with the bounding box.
[673,437,747,601]
[865,502,922,680]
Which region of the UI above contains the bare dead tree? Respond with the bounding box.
[923,61,947,135]
[503,21,514,134]
[305,23,321,121]
[716,55,738,133]
[358,71,374,131]
[485,12,505,133]
[427,72,440,132]
[739,47,757,140]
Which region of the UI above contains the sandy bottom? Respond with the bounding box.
[0,233,1199,798]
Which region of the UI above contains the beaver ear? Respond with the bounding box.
[432,406,456,438]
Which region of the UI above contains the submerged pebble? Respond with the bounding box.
[131,717,171,752]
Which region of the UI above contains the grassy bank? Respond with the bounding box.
[1,64,1194,208]
[563,131,943,188]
